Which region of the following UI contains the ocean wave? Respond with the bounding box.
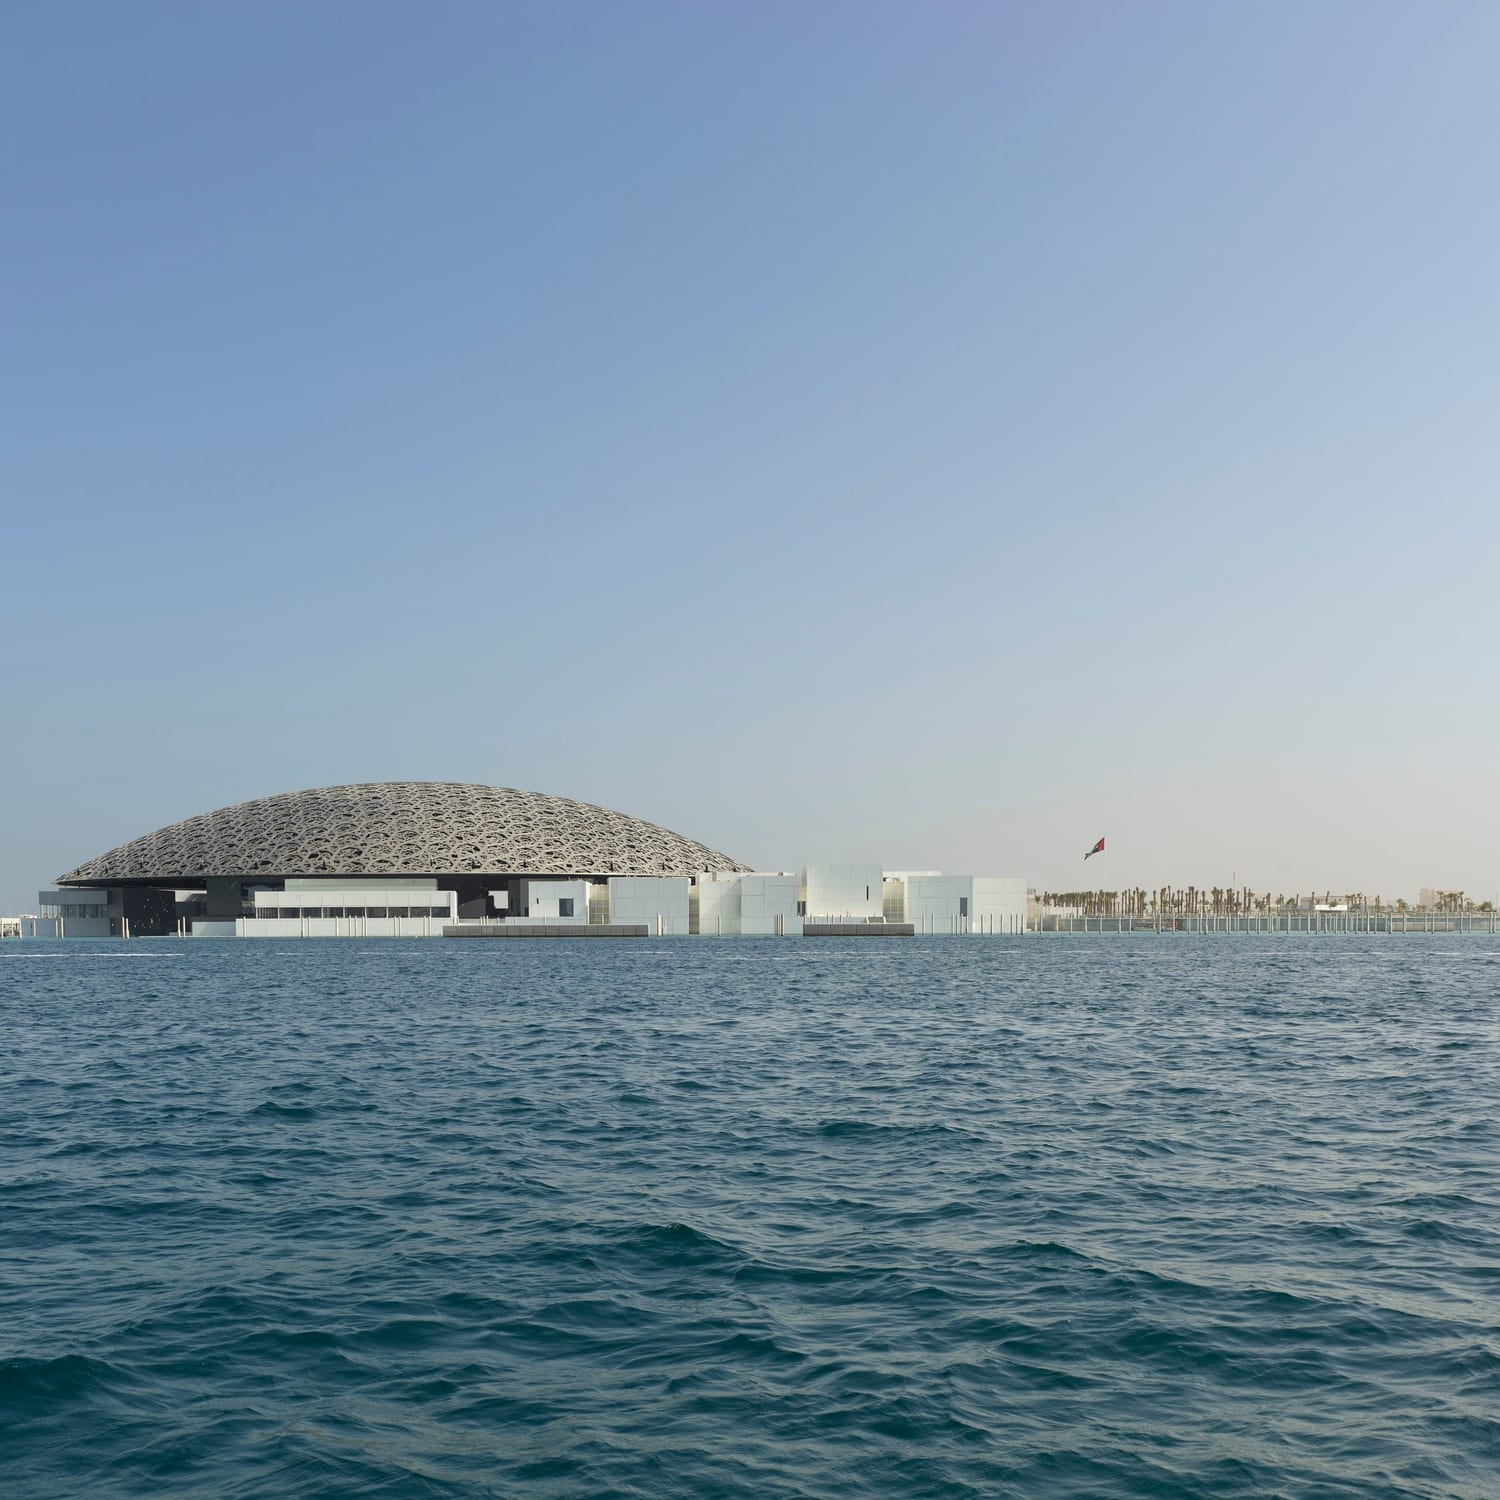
[5,937,1500,1498]
[0,1352,135,1403]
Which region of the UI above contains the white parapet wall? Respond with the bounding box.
[237,914,453,938]
[238,879,456,937]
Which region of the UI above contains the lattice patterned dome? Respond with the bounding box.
[57,782,749,883]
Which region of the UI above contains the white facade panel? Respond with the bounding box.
[517,879,588,922]
[905,875,974,934]
[608,876,691,935]
[901,874,1027,933]
[736,874,801,935]
[251,885,454,911]
[801,863,883,921]
[694,872,739,935]
[691,872,800,935]
[971,876,1027,934]
[883,872,1028,933]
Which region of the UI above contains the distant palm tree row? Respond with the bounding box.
[1038,888,1492,918]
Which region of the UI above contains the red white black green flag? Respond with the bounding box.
[1084,836,1105,860]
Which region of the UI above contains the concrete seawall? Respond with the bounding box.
[803,922,915,937]
[443,924,650,938]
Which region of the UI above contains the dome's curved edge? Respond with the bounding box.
[55,781,751,883]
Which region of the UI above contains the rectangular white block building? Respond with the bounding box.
[606,876,691,936]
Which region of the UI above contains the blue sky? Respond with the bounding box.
[3,1,1498,911]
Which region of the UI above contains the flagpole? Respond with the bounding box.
[1083,835,1108,917]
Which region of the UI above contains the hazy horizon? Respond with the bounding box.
[4,2,1497,913]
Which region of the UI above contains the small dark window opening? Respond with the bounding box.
[559,898,575,918]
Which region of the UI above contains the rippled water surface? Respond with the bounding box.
[3,936,1499,1498]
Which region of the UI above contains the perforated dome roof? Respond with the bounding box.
[57,782,748,883]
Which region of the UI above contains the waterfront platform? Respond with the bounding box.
[804,922,914,937]
[443,924,650,938]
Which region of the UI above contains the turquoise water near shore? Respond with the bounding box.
[3,936,1498,1498]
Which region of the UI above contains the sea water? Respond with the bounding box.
[2,936,1498,1498]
